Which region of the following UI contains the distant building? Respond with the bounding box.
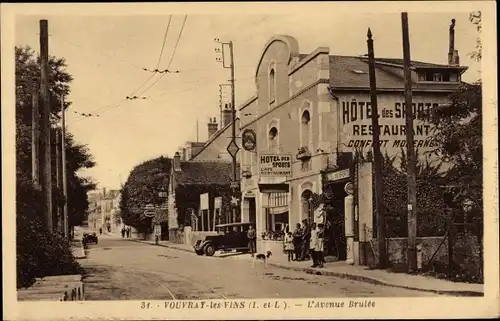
[100,189,121,233]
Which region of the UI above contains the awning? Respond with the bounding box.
[268,206,288,215]
[258,183,289,193]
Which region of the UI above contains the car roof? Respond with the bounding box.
[215,222,252,228]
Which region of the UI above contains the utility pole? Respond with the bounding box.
[31,91,40,189]
[55,126,62,234]
[215,38,239,223]
[367,28,387,269]
[61,95,69,239]
[40,19,53,231]
[401,12,418,273]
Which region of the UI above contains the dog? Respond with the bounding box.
[252,250,272,268]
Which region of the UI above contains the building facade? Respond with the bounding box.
[238,31,467,262]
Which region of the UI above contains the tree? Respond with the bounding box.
[15,46,95,287]
[426,12,483,244]
[15,45,97,229]
[119,156,172,232]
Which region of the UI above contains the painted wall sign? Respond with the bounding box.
[242,129,257,151]
[326,168,350,182]
[259,154,292,177]
[340,99,445,151]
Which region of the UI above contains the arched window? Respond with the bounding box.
[301,189,313,223]
[301,110,311,124]
[269,68,276,104]
[300,106,312,149]
[268,126,279,153]
[268,126,278,141]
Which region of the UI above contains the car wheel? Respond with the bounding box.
[195,249,204,256]
[204,244,215,256]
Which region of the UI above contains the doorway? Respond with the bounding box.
[248,198,256,225]
[323,182,348,260]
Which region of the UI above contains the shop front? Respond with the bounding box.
[257,184,290,255]
[322,168,352,263]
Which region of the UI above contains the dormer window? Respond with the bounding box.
[433,73,443,82]
[418,70,460,83]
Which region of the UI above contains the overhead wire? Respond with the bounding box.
[72,60,322,121]
[136,15,188,97]
[71,17,177,121]
[156,15,173,70]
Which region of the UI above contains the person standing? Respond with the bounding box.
[127,227,131,238]
[309,222,318,267]
[121,228,125,238]
[284,232,294,262]
[299,219,311,261]
[99,227,102,235]
[247,225,257,257]
[292,223,303,261]
[316,224,325,268]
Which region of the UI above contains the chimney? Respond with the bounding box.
[448,19,456,65]
[102,187,106,197]
[453,50,460,66]
[173,152,181,172]
[208,117,218,138]
[222,103,232,127]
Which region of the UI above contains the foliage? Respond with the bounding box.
[425,14,483,244]
[15,46,93,287]
[119,156,171,232]
[15,45,97,228]
[175,183,240,227]
[468,11,482,62]
[375,150,448,238]
[16,178,80,288]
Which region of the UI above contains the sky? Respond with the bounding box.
[14,9,481,190]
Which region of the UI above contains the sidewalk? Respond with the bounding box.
[132,239,484,296]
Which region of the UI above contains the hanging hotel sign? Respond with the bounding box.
[241,129,257,151]
[339,96,447,153]
[259,154,292,177]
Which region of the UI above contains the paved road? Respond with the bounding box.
[80,234,440,300]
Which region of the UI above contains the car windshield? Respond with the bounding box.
[216,224,250,234]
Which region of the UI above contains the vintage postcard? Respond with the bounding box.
[2,1,498,320]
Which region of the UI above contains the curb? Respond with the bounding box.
[267,262,483,297]
[129,239,194,254]
[130,239,484,297]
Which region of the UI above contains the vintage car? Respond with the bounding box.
[82,232,98,245]
[194,222,252,256]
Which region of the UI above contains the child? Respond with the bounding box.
[284,232,295,262]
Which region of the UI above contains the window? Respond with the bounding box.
[301,110,311,124]
[264,192,289,240]
[300,109,311,151]
[268,127,278,140]
[301,189,314,223]
[433,73,443,82]
[420,71,459,82]
[269,69,276,104]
